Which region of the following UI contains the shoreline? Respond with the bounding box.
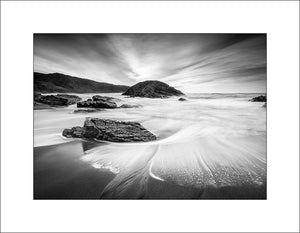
[34,140,266,199]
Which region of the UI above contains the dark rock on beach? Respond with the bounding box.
[122,80,184,98]
[250,95,266,102]
[63,118,157,142]
[178,97,187,101]
[34,94,82,106]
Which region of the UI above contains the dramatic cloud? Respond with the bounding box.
[34,34,266,93]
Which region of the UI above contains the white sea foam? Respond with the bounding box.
[91,163,120,174]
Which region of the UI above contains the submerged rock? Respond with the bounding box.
[56,94,82,102]
[250,95,266,102]
[34,94,81,106]
[92,95,119,102]
[262,103,267,108]
[63,118,157,142]
[119,104,141,108]
[34,101,54,110]
[73,108,103,113]
[122,80,184,98]
[178,97,187,101]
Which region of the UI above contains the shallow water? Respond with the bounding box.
[34,93,266,199]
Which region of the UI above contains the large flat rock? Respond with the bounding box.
[63,118,157,142]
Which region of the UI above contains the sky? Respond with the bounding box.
[34,34,266,93]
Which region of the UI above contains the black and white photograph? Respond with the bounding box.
[34,33,267,200]
[1,1,299,232]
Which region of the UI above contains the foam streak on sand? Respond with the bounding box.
[34,93,266,198]
[80,132,266,198]
[149,159,165,182]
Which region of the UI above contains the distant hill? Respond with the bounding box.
[34,72,129,93]
[122,80,184,98]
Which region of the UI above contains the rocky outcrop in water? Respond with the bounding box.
[122,80,184,98]
[63,118,157,142]
[77,96,117,109]
[34,93,81,106]
[250,95,266,102]
[178,98,187,101]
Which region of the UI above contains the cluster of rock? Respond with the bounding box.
[34,93,81,106]
[35,80,185,143]
[122,80,184,98]
[70,95,144,113]
[63,118,157,142]
[77,95,117,109]
[35,81,184,110]
[249,95,266,102]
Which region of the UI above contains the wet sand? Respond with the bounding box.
[34,140,116,199]
[34,140,266,199]
[145,178,266,199]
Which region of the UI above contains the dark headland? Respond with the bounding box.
[34,72,129,93]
